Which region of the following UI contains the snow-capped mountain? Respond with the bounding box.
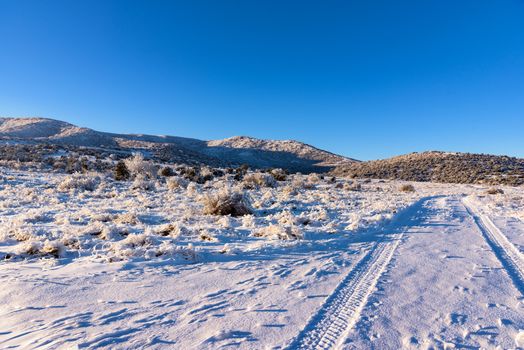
[0,117,356,172]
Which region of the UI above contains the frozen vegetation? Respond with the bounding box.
[0,158,423,264]
[0,145,523,349]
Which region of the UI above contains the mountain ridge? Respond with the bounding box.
[0,117,355,172]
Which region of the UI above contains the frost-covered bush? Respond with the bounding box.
[58,173,101,192]
[399,184,415,192]
[131,175,156,191]
[242,173,276,189]
[109,233,154,259]
[253,225,303,240]
[124,153,157,179]
[201,188,253,216]
[156,242,197,260]
[167,176,188,190]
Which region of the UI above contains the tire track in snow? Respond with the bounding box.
[463,198,524,295]
[287,233,403,349]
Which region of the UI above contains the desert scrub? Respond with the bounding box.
[269,168,288,181]
[399,184,415,192]
[343,181,362,191]
[167,176,188,190]
[114,160,130,181]
[486,187,504,195]
[242,172,276,189]
[131,175,156,191]
[159,166,175,177]
[201,188,253,217]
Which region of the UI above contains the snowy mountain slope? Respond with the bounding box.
[0,117,355,172]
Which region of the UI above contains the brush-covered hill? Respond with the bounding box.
[332,151,524,186]
[0,117,355,173]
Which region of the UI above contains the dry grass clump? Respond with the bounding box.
[154,223,190,237]
[114,212,140,225]
[15,239,65,258]
[307,173,321,183]
[486,187,504,195]
[343,181,362,191]
[291,177,315,190]
[201,188,253,217]
[242,173,276,189]
[399,184,415,192]
[253,225,303,240]
[199,230,217,241]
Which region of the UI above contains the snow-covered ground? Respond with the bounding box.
[0,168,522,349]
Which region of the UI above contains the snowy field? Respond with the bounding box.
[0,167,523,349]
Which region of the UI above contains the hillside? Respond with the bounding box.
[0,117,355,173]
[332,151,524,186]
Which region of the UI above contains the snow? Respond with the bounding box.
[0,168,523,349]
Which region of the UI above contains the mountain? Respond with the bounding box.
[0,117,355,172]
[331,151,524,186]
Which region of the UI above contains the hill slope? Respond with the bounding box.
[0,117,355,172]
[332,151,524,186]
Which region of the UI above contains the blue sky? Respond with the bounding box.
[1,1,523,160]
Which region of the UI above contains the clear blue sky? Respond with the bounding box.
[1,1,523,160]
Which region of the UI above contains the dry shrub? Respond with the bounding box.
[160,166,175,177]
[270,168,287,181]
[343,182,362,191]
[242,173,276,189]
[201,188,253,217]
[486,187,504,195]
[307,173,321,183]
[199,230,217,241]
[114,161,130,181]
[400,184,415,192]
[167,176,188,190]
